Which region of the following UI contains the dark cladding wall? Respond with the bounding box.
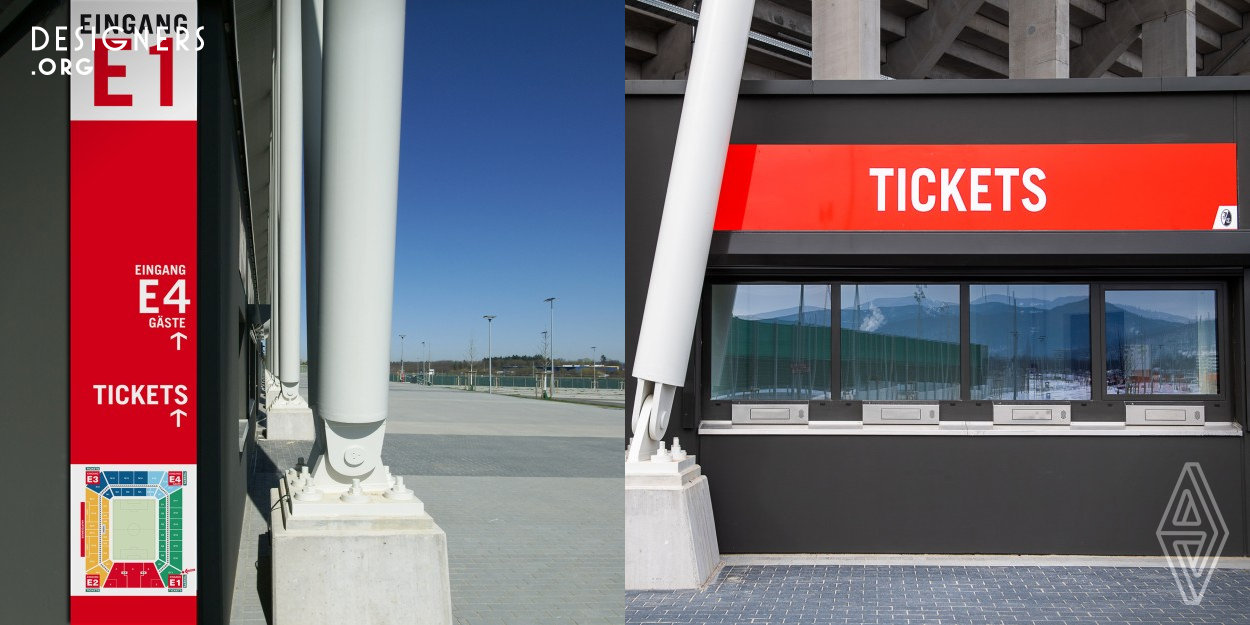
[198,0,254,622]
[0,1,70,620]
[626,79,1250,555]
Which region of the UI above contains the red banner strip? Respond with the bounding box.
[714,143,1238,232]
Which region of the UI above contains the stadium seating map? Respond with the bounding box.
[70,465,197,595]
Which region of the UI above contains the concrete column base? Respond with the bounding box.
[625,457,720,590]
[267,396,315,440]
[270,487,453,625]
[267,406,315,440]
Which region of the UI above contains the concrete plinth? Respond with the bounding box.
[625,457,720,590]
[266,401,315,440]
[270,485,453,625]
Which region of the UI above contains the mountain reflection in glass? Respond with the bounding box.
[840,285,960,401]
[970,285,1091,400]
[710,285,833,401]
[1105,290,1217,395]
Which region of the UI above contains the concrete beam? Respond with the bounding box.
[1197,20,1223,53]
[1203,9,1250,74]
[882,0,929,19]
[626,27,659,62]
[945,37,1008,76]
[881,10,906,43]
[746,44,811,78]
[641,1,695,79]
[1069,0,1106,28]
[883,0,985,78]
[814,0,881,78]
[1111,48,1144,76]
[1196,0,1241,32]
[1009,0,1069,78]
[962,12,1008,58]
[1142,1,1196,77]
[754,0,812,38]
[1071,0,1172,77]
[978,0,1007,26]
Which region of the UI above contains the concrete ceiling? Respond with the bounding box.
[233,0,275,303]
[626,0,1250,79]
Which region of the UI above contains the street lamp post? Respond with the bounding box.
[545,297,556,397]
[483,315,496,393]
[541,330,548,397]
[421,340,425,384]
[591,346,597,390]
[399,333,406,382]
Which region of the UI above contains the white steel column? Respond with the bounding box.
[629,0,754,463]
[277,0,306,403]
[310,0,407,490]
[302,0,324,409]
[265,133,280,399]
[626,0,751,591]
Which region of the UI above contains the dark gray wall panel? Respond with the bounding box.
[702,435,1247,556]
[0,1,69,621]
[627,82,1250,554]
[199,0,251,621]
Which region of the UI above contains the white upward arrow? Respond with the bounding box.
[171,332,188,350]
[170,409,186,427]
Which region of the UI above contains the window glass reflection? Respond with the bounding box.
[1105,290,1218,395]
[969,285,1091,400]
[710,285,833,401]
[840,285,960,401]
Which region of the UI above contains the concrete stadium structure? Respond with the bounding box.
[626,0,1250,80]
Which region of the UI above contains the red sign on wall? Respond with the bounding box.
[69,1,199,623]
[714,144,1238,231]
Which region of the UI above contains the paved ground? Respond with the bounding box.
[627,563,1250,624]
[230,381,622,625]
[433,383,627,408]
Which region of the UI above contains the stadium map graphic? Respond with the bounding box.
[70,465,197,596]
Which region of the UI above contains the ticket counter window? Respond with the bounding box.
[710,284,833,401]
[840,285,960,401]
[1105,290,1218,395]
[970,285,1092,401]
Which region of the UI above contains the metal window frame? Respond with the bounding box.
[1097,282,1229,403]
[700,274,1237,424]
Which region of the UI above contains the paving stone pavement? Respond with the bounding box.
[627,564,1250,624]
[230,381,622,625]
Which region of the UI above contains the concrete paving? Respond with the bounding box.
[231,380,623,625]
[627,563,1250,624]
[430,383,626,408]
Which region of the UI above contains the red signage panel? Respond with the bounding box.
[69,1,199,622]
[715,144,1238,231]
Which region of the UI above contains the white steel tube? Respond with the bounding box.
[632,0,754,388]
[302,0,324,408]
[278,0,304,400]
[317,0,407,424]
[266,134,279,384]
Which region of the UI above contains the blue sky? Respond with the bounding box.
[302,1,623,363]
